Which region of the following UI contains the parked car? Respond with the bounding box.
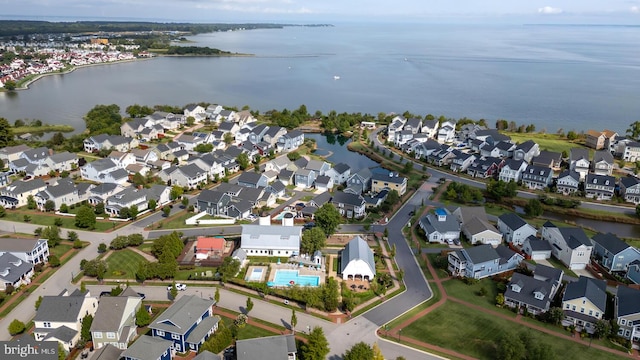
[303,222,315,230]
[167,283,187,291]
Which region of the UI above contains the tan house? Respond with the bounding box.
[585,129,617,150]
[371,171,407,196]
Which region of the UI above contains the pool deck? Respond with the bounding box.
[268,263,326,285]
[245,265,268,282]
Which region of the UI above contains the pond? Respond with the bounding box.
[543,211,640,239]
[305,133,379,171]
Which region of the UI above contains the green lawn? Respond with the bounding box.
[442,278,516,317]
[105,249,148,279]
[219,315,278,340]
[1,210,116,232]
[502,132,586,154]
[403,302,626,360]
[49,243,72,259]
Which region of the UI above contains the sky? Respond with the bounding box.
[2,0,640,24]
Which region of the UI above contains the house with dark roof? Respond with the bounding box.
[90,291,143,350]
[533,264,564,298]
[45,151,78,172]
[237,172,268,189]
[556,170,581,195]
[81,158,126,184]
[421,119,440,138]
[33,289,99,351]
[495,141,517,158]
[193,351,222,360]
[522,236,552,260]
[121,335,173,360]
[0,237,49,264]
[276,130,304,151]
[331,191,366,219]
[35,178,93,211]
[419,208,460,244]
[521,164,553,190]
[562,276,607,334]
[619,176,640,204]
[627,260,640,285]
[264,157,292,173]
[236,334,296,360]
[591,233,640,273]
[158,164,207,190]
[592,150,614,176]
[0,253,34,291]
[371,171,407,195]
[622,141,640,162]
[0,144,31,163]
[294,168,317,189]
[447,244,523,279]
[91,343,124,360]
[615,285,640,341]
[513,140,540,163]
[314,175,334,192]
[340,235,375,281]
[570,148,590,181]
[277,169,294,185]
[585,173,615,201]
[498,159,527,183]
[0,178,47,208]
[437,120,456,143]
[532,150,562,171]
[541,221,593,270]
[466,157,504,178]
[454,206,502,247]
[504,272,554,315]
[449,151,476,172]
[497,213,537,246]
[149,295,218,353]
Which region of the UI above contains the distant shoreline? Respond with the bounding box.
[15,57,153,90]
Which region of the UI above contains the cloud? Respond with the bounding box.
[631,6,640,13]
[538,6,563,14]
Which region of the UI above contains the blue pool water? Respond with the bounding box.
[248,268,263,281]
[273,211,296,220]
[270,269,320,287]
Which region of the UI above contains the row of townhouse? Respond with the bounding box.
[2,145,78,178]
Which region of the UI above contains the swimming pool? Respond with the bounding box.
[269,269,320,287]
[273,211,296,220]
[247,268,264,282]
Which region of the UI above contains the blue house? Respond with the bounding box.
[149,295,218,353]
[121,335,173,360]
[448,244,523,279]
[294,169,317,189]
[236,172,268,189]
[591,233,640,273]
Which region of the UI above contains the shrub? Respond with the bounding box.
[8,319,26,336]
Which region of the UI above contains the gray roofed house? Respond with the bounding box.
[541,222,593,270]
[557,169,581,195]
[309,192,331,208]
[240,224,302,257]
[521,164,553,190]
[340,235,375,280]
[192,351,222,360]
[504,272,554,315]
[265,180,286,197]
[330,191,366,219]
[448,244,523,279]
[305,159,331,176]
[90,294,142,350]
[0,178,47,208]
[562,276,607,333]
[196,189,231,216]
[0,252,34,291]
[532,150,562,169]
[236,334,296,360]
[237,172,268,188]
[185,315,221,345]
[90,344,123,360]
[232,248,247,263]
[418,208,460,244]
[0,237,49,264]
[533,263,564,297]
[591,233,640,273]
[121,335,173,360]
[570,148,591,181]
[592,149,614,176]
[522,235,552,260]
[614,286,640,340]
[497,213,537,246]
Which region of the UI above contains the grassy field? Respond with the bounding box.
[403,302,625,360]
[1,210,116,232]
[442,278,517,317]
[105,249,148,279]
[49,243,72,259]
[12,124,74,135]
[502,131,586,154]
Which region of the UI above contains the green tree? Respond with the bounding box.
[135,305,151,326]
[245,297,254,315]
[119,207,131,219]
[214,287,220,304]
[163,205,171,217]
[148,199,157,210]
[194,143,213,153]
[48,254,61,267]
[58,343,66,360]
[300,326,330,360]
[0,117,13,148]
[42,225,61,248]
[169,185,184,201]
[315,203,341,236]
[290,309,297,334]
[67,231,78,242]
[372,343,384,360]
[524,198,544,217]
[323,277,340,312]
[0,205,5,218]
[50,132,66,146]
[27,195,36,209]
[343,342,373,360]
[3,80,16,91]
[129,205,139,220]
[496,333,526,360]
[83,259,107,279]
[98,243,107,253]
[80,314,93,342]
[237,152,250,170]
[287,151,301,161]
[84,104,122,136]
[181,197,189,208]
[59,203,69,213]
[301,227,326,255]
[75,205,97,229]
[593,319,611,339]
[169,282,178,299]
[94,202,105,215]
[224,132,234,145]
[217,257,240,281]
[44,200,55,212]
[627,121,640,140]
[8,319,25,335]
[35,295,43,310]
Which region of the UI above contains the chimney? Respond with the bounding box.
[282,212,294,227]
[258,213,271,226]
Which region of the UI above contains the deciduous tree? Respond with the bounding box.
[300,326,330,360]
[301,227,326,255]
[343,342,373,360]
[315,203,341,236]
[75,206,96,229]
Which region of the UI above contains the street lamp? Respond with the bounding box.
[398,328,402,342]
[306,325,310,334]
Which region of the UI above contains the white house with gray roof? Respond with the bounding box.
[0,252,34,291]
[121,335,173,360]
[33,289,99,351]
[542,221,593,270]
[448,245,523,279]
[419,208,460,244]
[497,213,537,246]
[149,295,218,353]
[240,224,302,257]
[325,163,351,185]
[236,334,296,360]
[340,235,375,281]
[0,237,49,264]
[90,292,143,350]
[35,178,93,211]
[81,158,128,185]
[158,164,207,190]
[0,178,47,208]
[44,152,78,172]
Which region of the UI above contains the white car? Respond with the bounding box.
[167,283,187,291]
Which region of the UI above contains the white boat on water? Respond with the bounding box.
[333,75,340,80]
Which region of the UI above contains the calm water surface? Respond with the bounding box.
[1,23,639,134]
